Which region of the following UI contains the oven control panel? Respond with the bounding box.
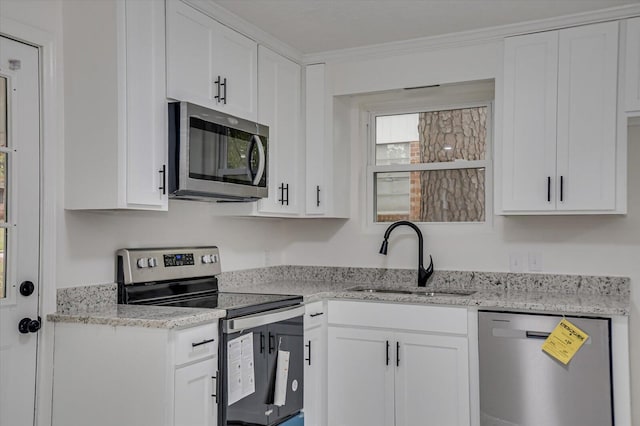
[117,247,221,285]
[163,253,195,267]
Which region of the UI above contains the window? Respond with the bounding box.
[370,104,491,224]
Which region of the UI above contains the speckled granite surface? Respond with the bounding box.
[48,304,226,329]
[218,266,630,297]
[50,266,630,328]
[221,279,630,316]
[56,283,117,314]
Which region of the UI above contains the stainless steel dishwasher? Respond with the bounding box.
[478,311,613,426]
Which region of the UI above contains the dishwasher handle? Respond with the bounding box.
[526,331,551,339]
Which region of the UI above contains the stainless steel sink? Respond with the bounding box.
[413,290,476,297]
[352,288,415,295]
[348,286,476,297]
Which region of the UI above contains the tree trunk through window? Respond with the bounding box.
[416,107,486,222]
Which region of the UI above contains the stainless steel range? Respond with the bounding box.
[117,247,304,426]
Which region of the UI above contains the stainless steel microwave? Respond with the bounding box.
[168,102,268,201]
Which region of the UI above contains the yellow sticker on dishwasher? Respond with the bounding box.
[542,318,589,365]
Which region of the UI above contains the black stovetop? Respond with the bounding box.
[154,291,303,318]
[119,276,302,319]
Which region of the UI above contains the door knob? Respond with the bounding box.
[19,281,35,296]
[18,317,41,334]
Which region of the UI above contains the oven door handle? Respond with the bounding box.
[223,305,305,333]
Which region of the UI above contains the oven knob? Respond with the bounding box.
[201,255,211,264]
[148,257,157,268]
[136,258,148,268]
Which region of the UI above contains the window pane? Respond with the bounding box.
[0,76,6,148]
[376,107,487,165]
[375,114,417,165]
[376,168,485,222]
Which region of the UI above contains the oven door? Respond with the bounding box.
[169,102,268,200]
[220,306,304,426]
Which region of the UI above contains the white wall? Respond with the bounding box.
[58,202,285,287]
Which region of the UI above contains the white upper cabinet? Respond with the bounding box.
[556,23,618,211]
[257,46,302,215]
[625,17,640,113]
[166,0,258,121]
[498,21,623,214]
[501,31,559,212]
[64,0,167,210]
[304,64,351,218]
[305,64,327,215]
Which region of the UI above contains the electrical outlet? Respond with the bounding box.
[528,252,543,272]
[509,253,524,272]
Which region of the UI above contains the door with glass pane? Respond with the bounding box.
[0,36,41,426]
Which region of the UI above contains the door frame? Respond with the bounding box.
[0,15,58,426]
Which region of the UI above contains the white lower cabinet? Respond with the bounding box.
[303,302,327,426]
[328,327,394,426]
[52,322,218,426]
[327,301,471,426]
[394,333,470,426]
[174,360,218,426]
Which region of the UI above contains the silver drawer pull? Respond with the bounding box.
[192,338,215,348]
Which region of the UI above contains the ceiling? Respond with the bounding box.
[211,0,640,54]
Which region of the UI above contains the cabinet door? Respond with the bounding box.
[327,327,394,426]
[257,46,302,215]
[174,358,217,426]
[166,0,216,106]
[395,333,470,426]
[212,23,258,121]
[304,325,326,426]
[625,17,640,112]
[501,31,558,211]
[556,21,618,211]
[305,64,327,215]
[124,0,167,208]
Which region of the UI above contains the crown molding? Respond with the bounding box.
[181,0,304,64]
[303,4,640,64]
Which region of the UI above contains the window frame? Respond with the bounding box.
[364,99,494,233]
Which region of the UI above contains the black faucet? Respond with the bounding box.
[379,220,434,287]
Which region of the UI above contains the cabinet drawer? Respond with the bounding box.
[328,301,467,335]
[174,323,218,366]
[305,301,326,329]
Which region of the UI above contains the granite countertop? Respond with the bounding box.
[48,267,631,328]
[47,304,227,329]
[222,279,630,316]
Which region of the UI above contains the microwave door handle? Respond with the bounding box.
[246,135,257,182]
[252,135,266,186]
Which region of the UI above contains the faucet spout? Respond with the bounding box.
[379,220,434,287]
